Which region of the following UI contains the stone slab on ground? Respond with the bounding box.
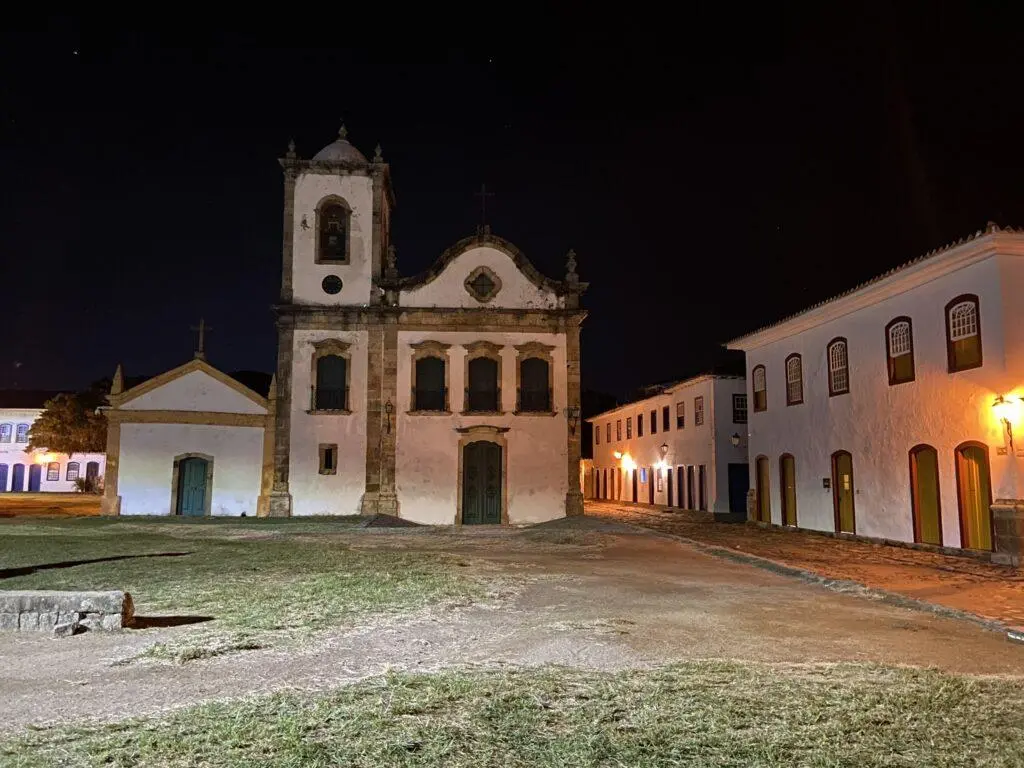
[361,513,423,528]
[0,590,133,632]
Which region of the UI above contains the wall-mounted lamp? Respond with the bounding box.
[565,405,581,435]
[384,399,394,434]
[730,432,742,448]
[659,443,669,458]
[993,395,1022,450]
[300,215,310,231]
[613,451,623,460]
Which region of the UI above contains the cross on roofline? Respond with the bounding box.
[474,183,495,227]
[190,318,213,360]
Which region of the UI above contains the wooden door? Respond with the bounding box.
[832,451,855,533]
[462,441,502,524]
[648,468,655,504]
[177,457,209,517]
[956,443,992,551]
[910,445,942,545]
[667,467,674,507]
[10,464,24,492]
[676,467,685,508]
[686,466,695,509]
[727,463,749,515]
[698,465,707,511]
[28,464,41,492]
[632,470,638,502]
[780,454,797,526]
[0,464,7,492]
[755,456,771,523]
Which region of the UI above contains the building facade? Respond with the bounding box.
[0,400,105,493]
[267,126,587,524]
[587,375,749,519]
[728,224,1024,561]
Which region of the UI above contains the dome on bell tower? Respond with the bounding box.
[311,124,368,165]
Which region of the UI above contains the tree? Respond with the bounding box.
[26,393,107,456]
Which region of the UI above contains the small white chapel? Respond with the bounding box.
[101,123,587,525]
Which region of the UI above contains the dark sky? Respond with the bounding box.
[3,10,1023,399]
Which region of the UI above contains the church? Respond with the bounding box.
[101,124,587,525]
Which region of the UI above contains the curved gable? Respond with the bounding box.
[397,234,564,310]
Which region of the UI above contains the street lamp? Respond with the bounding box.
[565,405,581,435]
[730,432,742,448]
[993,395,1022,450]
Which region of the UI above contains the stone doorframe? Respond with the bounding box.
[169,453,215,517]
[455,425,510,526]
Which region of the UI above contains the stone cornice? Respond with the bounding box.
[106,410,266,427]
[274,304,587,332]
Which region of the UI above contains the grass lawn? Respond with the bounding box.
[3,660,1022,767]
[0,517,482,661]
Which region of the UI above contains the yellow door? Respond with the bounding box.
[832,452,855,533]
[780,454,797,527]
[910,445,942,546]
[956,444,992,551]
[755,457,771,523]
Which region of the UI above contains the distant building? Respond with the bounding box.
[586,375,749,519]
[728,223,1024,563]
[0,392,105,493]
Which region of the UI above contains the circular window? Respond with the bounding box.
[322,275,343,295]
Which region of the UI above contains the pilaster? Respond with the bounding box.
[280,165,297,303]
[100,420,121,516]
[565,321,584,516]
[360,317,399,516]
[268,320,294,516]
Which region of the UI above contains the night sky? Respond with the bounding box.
[3,10,1023,401]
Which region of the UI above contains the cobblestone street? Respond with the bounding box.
[586,501,1024,629]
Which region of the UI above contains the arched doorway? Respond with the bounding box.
[779,454,797,526]
[27,464,41,492]
[909,444,942,546]
[461,440,503,524]
[173,455,212,516]
[0,464,8,492]
[955,442,993,551]
[831,451,855,533]
[10,464,25,492]
[755,456,771,523]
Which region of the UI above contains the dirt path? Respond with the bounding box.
[3,522,1023,733]
[588,501,1024,628]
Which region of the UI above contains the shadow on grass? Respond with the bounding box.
[0,552,193,580]
[129,615,214,629]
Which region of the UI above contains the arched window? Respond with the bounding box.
[414,356,447,412]
[0,424,10,443]
[886,317,916,385]
[752,365,767,412]
[66,462,81,482]
[467,357,500,412]
[15,424,29,443]
[316,197,351,264]
[827,338,849,396]
[86,461,100,481]
[315,354,348,411]
[46,462,60,482]
[785,354,803,405]
[519,357,551,412]
[946,295,983,372]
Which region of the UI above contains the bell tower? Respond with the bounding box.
[278,124,394,307]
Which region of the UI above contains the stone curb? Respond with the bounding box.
[600,511,1019,642]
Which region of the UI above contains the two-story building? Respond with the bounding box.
[587,375,749,520]
[728,223,1024,563]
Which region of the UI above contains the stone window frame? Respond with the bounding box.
[309,338,353,414]
[626,416,633,439]
[314,194,352,265]
[0,423,10,443]
[409,340,452,414]
[169,452,215,517]
[885,316,916,385]
[46,462,60,482]
[15,423,28,443]
[464,265,503,303]
[513,341,556,415]
[455,425,510,526]
[752,365,767,412]
[616,419,622,441]
[785,353,804,406]
[66,462,80,481]
[733,394,748,424]
[826,337,850,397]
[694,396,705,426]
[318,443,338,475]
[463,340,504,415]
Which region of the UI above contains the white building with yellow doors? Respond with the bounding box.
[728,222,1024,563]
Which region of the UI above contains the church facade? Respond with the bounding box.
[102,125,587,524]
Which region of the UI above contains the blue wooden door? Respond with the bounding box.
[177,458,209,516]
[10,464,25,492]
[27,464,41,492]
[0,464,8,492]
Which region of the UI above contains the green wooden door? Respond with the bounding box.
[755,457,771,523]
[910,445,942,546]
[177,457,209,517]
[832,451,855,533]
[462,441,502,524]
[780,454,797,527]
[956,444,992,551]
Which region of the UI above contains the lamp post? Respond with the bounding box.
[565,405,581,436]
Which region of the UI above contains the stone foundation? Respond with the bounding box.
[0,591,134,633]
[992,498,1024,566]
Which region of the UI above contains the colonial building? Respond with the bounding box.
[102,124,587,524]
[0,393,105,493]
[587,375,749,520]
[728,223,1024,563]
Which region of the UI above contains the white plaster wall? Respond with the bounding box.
[400,246,561,309]
[0,408,106,492]
[121,371,266,414]
[394,330,568,524]
[743,256,1014,546]
[289,329,369,516]
[588,376,747,513]
[117,423,263,515]
[292,173,375,306]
